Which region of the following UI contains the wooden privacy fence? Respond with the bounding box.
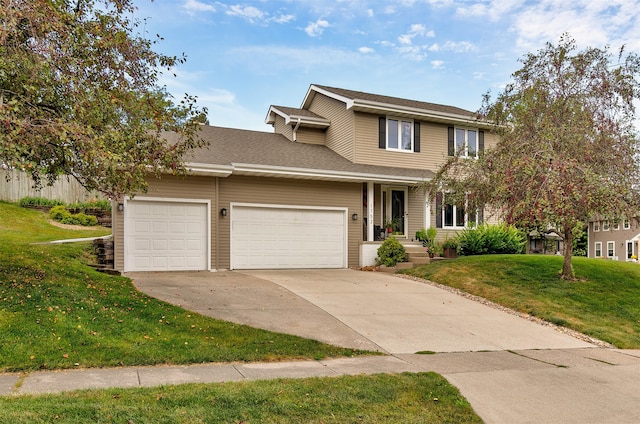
[0,169,106,203]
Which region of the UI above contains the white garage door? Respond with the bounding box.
[231,205,347,269]
[125,199,209,272]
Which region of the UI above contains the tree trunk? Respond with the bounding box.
[562,224,575,279]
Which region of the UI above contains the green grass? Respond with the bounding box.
[0,373,481,423]
[404,254,640,348]
[0,202,370,372]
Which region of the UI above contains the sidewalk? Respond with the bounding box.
[3,348,640,424]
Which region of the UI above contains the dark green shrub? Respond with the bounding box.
[377,237,408,267]
[458,224,525,255]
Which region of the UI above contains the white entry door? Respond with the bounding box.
[124,199,209,271]
[231,205,347,269]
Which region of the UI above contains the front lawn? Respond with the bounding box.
[404,254,640,348]
[0,202,369,372]
[0,373,482,423]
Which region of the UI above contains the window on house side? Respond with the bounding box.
[613,221,620,230]
[593,221,600,232]
[607,241,615,258]
[624,219,630,229]
[595,242,602,257]
[603,221,610,231]
[387,118,413,152]
[440,192,480,229]
[455,128,478,158]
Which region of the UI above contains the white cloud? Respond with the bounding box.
[431,60,445,69]
[269,14,295,24]
[359,46,375,54]
[305,19,330,37]
[182,0,216,16]
[227,5,264,22]
[366,9,374,17]
[442,40,478,53]
[398,24,434,45]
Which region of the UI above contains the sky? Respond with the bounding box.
[132,0,640,132]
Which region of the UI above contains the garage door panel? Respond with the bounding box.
[125,200,208,272]
[231,206,346,270]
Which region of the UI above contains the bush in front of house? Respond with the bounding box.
[48,205,98,226]
[458,223,525,256]
[377,237,408,267]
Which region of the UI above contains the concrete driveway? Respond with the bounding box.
[130,269,593,354]
[128,269,640,424]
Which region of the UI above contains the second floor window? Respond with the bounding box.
[449,126,483,158]
[387,118,413,151]
[379,117,421,152]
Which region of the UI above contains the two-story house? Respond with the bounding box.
[111,84,497,272]
[588,218,640,262]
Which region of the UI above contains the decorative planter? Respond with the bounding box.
[443,247,458,259]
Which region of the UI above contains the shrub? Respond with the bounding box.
[48,205,98,226]
[458,224,525,256]
[18,197,64,208]
[377,237,408,267]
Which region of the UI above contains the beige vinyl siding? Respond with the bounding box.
[295,127,326,145]
[407,186,427,240]
[273,115,294,141]
[354,112,500,171]
[113,175,216,271]
[218,175,361,269]
[307,93,355,161]
[354,112,448,170]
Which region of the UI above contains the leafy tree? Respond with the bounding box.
[427,35,640,279]
[0,0,208,198]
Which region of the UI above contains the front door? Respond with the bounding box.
[383,187,407,236]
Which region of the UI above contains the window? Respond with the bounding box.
[593,221,600,232]
[603,220,610,231]
[624,219,630,230]
[627,241,634,260]
[436,192,482,229]
[379,117,420,152]
[607,241,615,258]
[448,127,483,158]
[613,221,620,230]
[594,242,602,258]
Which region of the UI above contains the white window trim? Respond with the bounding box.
[593,221,600,232]
[441,192,478,229]
[624,219,631,230]
[386,117,414,152]
[602,220,610,231]
[594,241,602,258]
[455,127,480,159]
[613,221,620,230]
[607,241,615,258]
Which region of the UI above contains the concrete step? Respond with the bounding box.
[410,257,430,265]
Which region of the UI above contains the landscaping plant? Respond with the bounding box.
[377,237,408,267]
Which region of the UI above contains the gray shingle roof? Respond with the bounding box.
[168,125,433,182]
[311,84,478,119]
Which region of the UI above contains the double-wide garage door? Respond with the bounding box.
[125,199,209,272]
[231,205,347,269]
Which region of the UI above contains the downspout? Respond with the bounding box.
[292,118,301,142]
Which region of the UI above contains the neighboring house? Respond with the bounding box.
[588,218,640,262]
[111,84,497,272]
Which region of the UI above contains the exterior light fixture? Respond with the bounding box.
[220,208,227,217]
[117,203,124,212]
[352,213,358,221]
